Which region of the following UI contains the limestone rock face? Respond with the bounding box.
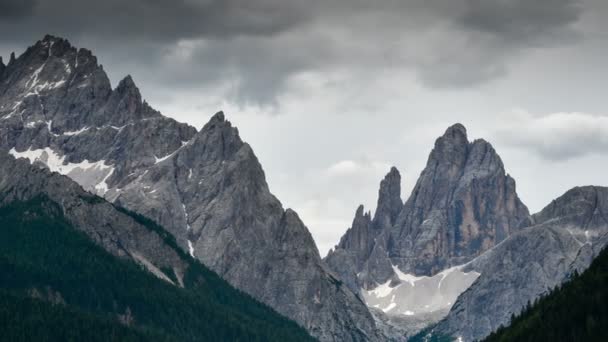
[0,35,382,342]
[326,168,402,292]
[324,124,531,337]
[326,124,531,291]
[0,153,190,286]
[388,124,531,277]
[374,167,403,231]
[434,186,608,341]
[0,57,5,78]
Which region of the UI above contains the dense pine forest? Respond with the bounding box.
[484,245,608,342]
[0,290,172,341]
[0,196,314,342]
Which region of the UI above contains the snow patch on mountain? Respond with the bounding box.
[9,147,115,196]
[62,126,90,136]
[362,264,479,317]
[188,240,195,257]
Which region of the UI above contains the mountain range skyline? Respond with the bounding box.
[4,34,608,256]
[4,0,608,256]
[1,33,607,341]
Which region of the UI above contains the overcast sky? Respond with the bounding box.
[2,0,608,255]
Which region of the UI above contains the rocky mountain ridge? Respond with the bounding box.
[326,124,531,292]
[430,185,608,341]
[0,35,382,342]
[4,34,607,342]
[0,152,315,341]
[325,123,534,338]
[0,152,190,284]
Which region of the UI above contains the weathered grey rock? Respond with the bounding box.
[325,206,375,292]
[0,57,5,78]
[326,167,402,293]
[374,167,403,230]
[327,124,531,290]
[0,35,382,341]
[325,124,531,338]
[113,112,382,341]
[388,124,531,277]
[433,186,608,341]
[0,152,190,287]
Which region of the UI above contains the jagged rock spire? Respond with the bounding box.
[389,123,531,275]
[373,166,402,229]
[209,110,225,123]
[335,166,404,260]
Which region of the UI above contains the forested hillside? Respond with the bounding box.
[0,196,314,342]
[484,246,608,342]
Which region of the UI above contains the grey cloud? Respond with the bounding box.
[0,0,37,19]
[0,0,590,106]
[459,0,582,44]
[0,0,308,42]
[495,112,608,161]
[412,0,582,88]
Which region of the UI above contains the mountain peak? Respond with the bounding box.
[210,111,225,123]
[444,123,468,139]
[92,73,154,124]
[113,75,142,105]
[373,167,403,229]
[116,75,138,93]
[41,34,64,43]
[387,166,400,177]
[533,186,608,228]
[200,111,233,132]
[32,35,75,58]
[392,123,530,275]
[355,204,367,218]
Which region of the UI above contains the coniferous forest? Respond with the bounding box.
[0,196,314,342]
[484,246,608,342]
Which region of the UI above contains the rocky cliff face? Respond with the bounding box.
[327,124,531,289]
[326,167,402,292]
[325,124,531,334]
[0,35,381,341]
[388,124,531,277]
[0,153,191,286]
[433,186,608,341]
[0,152,318,341]
[0,57,5,78]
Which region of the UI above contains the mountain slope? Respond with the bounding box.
[431,186,608,341]
[0,35,380,341]
[0,290,170,342]
[325,124,530,330]
[325,167,403,293]
[0,153,314,341]
[484,244,608,342]
[388,124,530,275]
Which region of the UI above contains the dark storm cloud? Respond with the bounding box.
[409,0,583,87]
[0,0,308,41]
[0,0,588,105]
[459,0,582,43]
[0,0,37,18]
